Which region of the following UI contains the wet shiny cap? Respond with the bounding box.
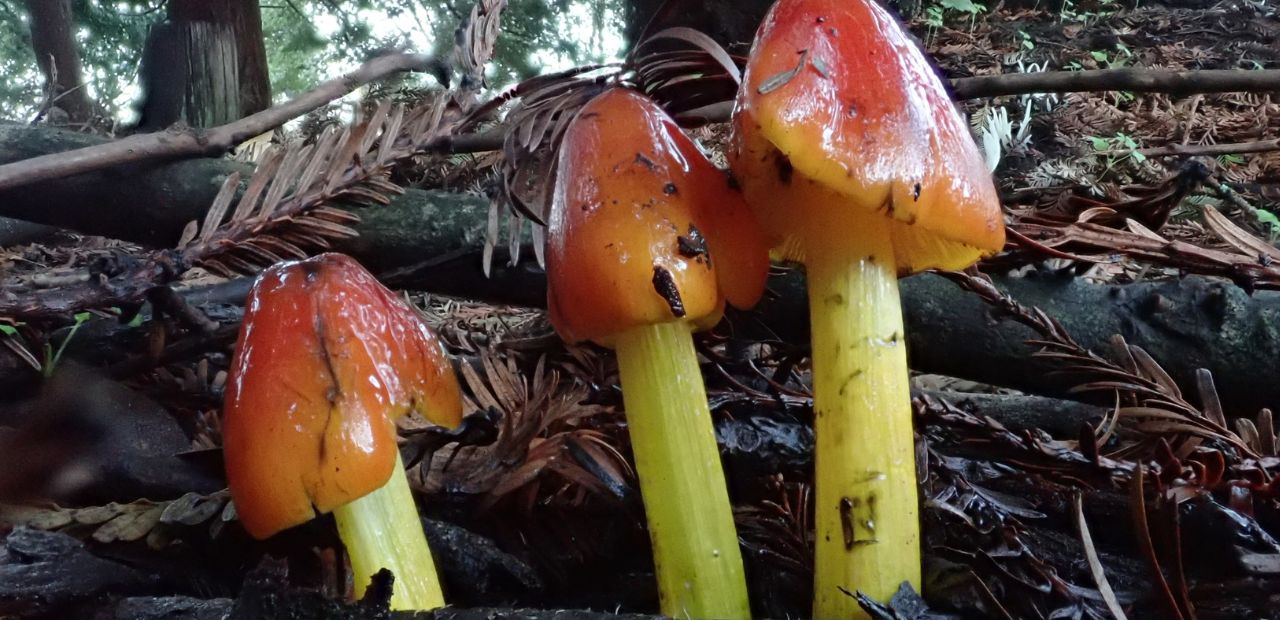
[547,88,769,346]
[222,253,462,539]
[731,0,1004,272]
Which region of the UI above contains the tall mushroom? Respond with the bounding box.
[730,0,1005,617]
[547,88,768,619]
[222,253,462,611]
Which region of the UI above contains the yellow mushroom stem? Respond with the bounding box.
[805,214,921,620]
[613,320,751,620]
[333,452,446,610]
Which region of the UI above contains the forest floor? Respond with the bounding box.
[3,1,1280,619]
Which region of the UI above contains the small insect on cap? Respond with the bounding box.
[222,253,462,539]
[731,0,1004,272]
[547,88,769,346]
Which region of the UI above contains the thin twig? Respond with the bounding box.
[950,68,1280,99]
[0,52,445,193]
[590,68,1280,138]
[1130,467,1186,620]
[1073,494,1129,620]
[1136,138,1280,158]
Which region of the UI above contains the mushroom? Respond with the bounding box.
[222,253,462,610]
[730,0,1005,617]
[547,88,767,619]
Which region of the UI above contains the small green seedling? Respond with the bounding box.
[42,311,91,378]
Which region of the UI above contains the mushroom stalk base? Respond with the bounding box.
[333,452,445,611]
[806,216,921,620]
[614,321,750,620]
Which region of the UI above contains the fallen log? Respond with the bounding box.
[0,217,58,247]
[0,125,490,274]
[401,256,1280,417]
[1,124,1278,414]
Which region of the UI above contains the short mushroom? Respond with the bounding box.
[222,253,462,610]
[730,0,1005,617]
[547,88,767,619]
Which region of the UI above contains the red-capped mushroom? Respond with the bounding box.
[223,253,461,610]
[731,1,1005,617]
[546,88,767,619]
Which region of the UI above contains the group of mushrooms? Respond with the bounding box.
[220,0,1005,618]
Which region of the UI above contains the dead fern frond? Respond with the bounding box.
[412,350,629,509]
[0,490,232,550]
[943,269,1260,461]
[176,99,447,277]
[453,0,508,101]
[481,24,743,274]
[182,0,514,277]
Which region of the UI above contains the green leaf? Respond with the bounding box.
[1090,50,1108,62]
[925,7,944,27]
[940,0,986,14]
[1088,136,1110,151]
[1255,209,1280,232]
[74,312,91,325]
[0,324,17,336]
[1131,151,1147,163]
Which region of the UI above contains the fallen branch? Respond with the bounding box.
[1136,138,1280,158]
[950,68,1280,100]
[1009,216,1280,291]
[571,69,1280,137]
[0,66,1272,195]
[0,52,444,193]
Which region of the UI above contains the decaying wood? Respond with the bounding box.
[0,124,488,262]
[624,67,1280,131]
[1137,138,1280,158]
[0,217,56,247]
[950,67,1280,99]
[0,118,1277,412]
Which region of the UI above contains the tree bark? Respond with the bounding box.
[138,0,271,130]
[0,125,1278,415]
[623,0,774,54]
[23,0,96,124]
[0,217,58,247]
[0,124,487,270]
[408,257,1280,418]
[181,21,241,128]
[168,0,271,117]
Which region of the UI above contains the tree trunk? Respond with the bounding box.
[137,0,270,131]
[168,0,271,116]
[623,1,931,52]
[23,0,96,124]
[624,0,773,54]
[181,21,241,128]
[236,2,271,116]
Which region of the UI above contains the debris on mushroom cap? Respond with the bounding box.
[547,88,769,346]
[222,253,462,539]
[731,0,1005,272]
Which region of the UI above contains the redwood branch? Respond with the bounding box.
[949,68,1280,100]
[1136,138,1280,158]
[445,68,1280,154]
[0,52,443,193]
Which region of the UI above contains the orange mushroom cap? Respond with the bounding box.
[731,0,1004,272]
[547,88,769,346]
[222,253,462,539]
